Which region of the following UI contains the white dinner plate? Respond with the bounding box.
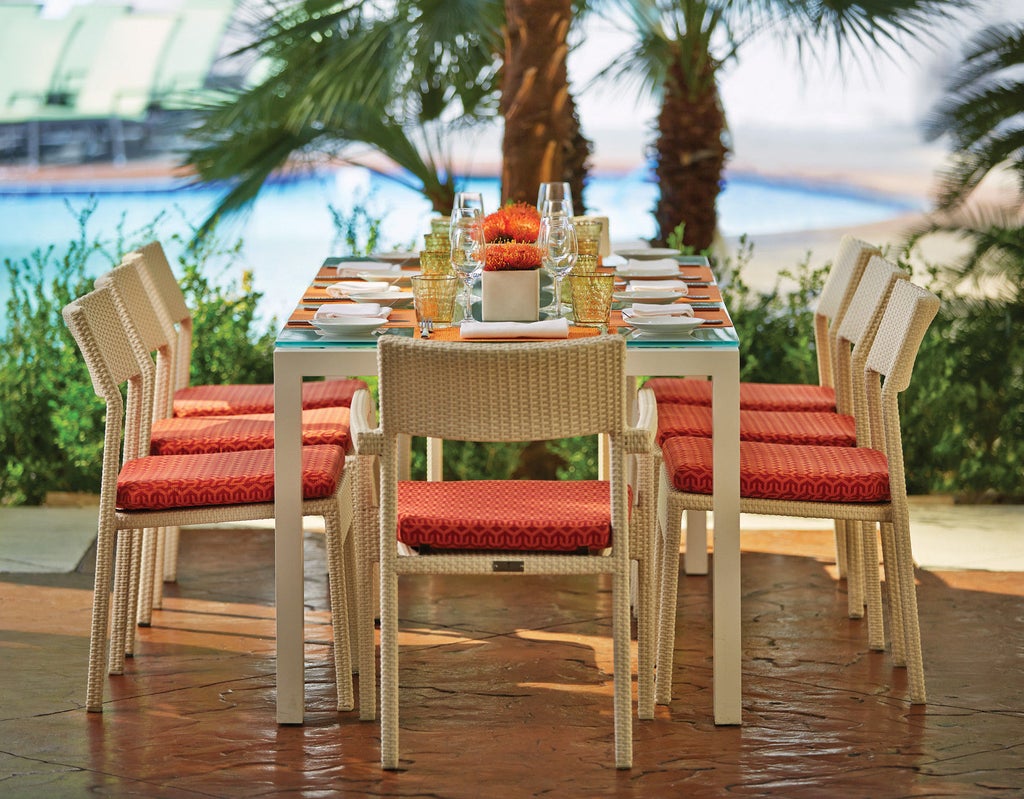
[613,290,685,304]
[311,316,389,337]
[369,251,418,264]
[623,315,705,336]
[615,266,684,279]
[348,291,412,307]
[614,248,681,260]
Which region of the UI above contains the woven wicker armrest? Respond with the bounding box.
[349,389,382,455]
[624,387,657,454]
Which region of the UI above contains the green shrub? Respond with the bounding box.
[715,236,827,386]
[0,204,277,505]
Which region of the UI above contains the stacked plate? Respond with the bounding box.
[311,305,391,339]
[621,304,703,337]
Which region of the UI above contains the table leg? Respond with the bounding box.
[712,353,742,725]
[274,353,305,724]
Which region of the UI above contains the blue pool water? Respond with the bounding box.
[0,167,920,324]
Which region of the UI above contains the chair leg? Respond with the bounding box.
[635,554,655,720]
[879,521,907,666]
[151,529,165,610]
[655,492,684,706]
[845,522,865,620]
[861,522,885,651]
[162,525,180,582]
[108,529,134,675]
[684,509,708,575]
[890,511,926,703]
[86,528,116,712]
[834,519,848,579]
[356,459,379,721]
[379,567,400,770]
[123,529,142,657]
[136,527,158,627]
[324,513,354,712]
[613,563,634,769]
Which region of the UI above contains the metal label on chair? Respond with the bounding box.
[492,561,525,573]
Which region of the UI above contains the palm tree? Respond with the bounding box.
[186,0,595,231]
[185,0,504,231]
[501,0,592,208]
[923,22,1024,211]
[608,0,970,250]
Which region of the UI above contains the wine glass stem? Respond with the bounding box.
[462,280,473,321]
[553,276,563,318]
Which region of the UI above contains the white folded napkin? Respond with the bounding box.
[336,261,401,278]
[326,281,391,297]
[626,279,688,295]
[626,303,694,318]
[623,258,680,276]
[314,303,385,320]
[459,319,570,339]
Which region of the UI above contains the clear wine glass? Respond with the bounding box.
[453,191,485,221]
[537,182,573,217]
[537,215,577,319]
[450,216,486,324]
[449,205,482,243]
[540,198,572,220]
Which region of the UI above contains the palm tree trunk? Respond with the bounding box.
[653,51,727,250]
[500,0,573,206]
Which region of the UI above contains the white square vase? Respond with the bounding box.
[481,269,540,322]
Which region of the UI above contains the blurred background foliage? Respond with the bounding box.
[3,207,1020,504]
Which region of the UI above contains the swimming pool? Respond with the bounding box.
[0,166,920,323]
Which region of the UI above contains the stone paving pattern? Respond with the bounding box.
[1,527,1022,797]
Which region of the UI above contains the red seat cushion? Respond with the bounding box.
[657,404,856,448]
[661,435,890,503]
[116,445,344,510]
[172,378,366,418]
[150,406,351,456]
[395,480,629,552]
[646,377,836,413]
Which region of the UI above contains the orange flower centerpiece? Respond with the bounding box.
[481,203,543,321]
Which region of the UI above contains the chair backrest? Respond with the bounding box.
[126,241,193,394]
[814,235,880,388]
[833,254,909,422]
[62,286,151,475]
[862,280,940,468]
[376,336,627,444]
[96,257,175,419]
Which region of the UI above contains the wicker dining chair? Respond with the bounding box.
[122,241,367,585]
[654,255,910,641]
[646,235,880,580]
[645,234,880,415]
[96,259,357,632]
[654,280,939,707]
[354,335,655,769]
[63,285,362,714]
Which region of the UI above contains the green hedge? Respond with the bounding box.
[2,220,1021,504]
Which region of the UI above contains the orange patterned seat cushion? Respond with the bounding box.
[395,480,629,552]
[116,445,344,510]
[661,435,890,503]
[150,406,351,456]
[172,378,366,418]
[657,404,856,448]
[646,377,836,413]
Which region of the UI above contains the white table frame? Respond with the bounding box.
[273,338,740,726]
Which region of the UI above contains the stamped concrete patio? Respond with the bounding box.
[1,511,1022,797]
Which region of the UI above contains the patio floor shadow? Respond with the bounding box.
[1,526,1022,797]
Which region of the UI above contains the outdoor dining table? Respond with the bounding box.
[273,254,742,726]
